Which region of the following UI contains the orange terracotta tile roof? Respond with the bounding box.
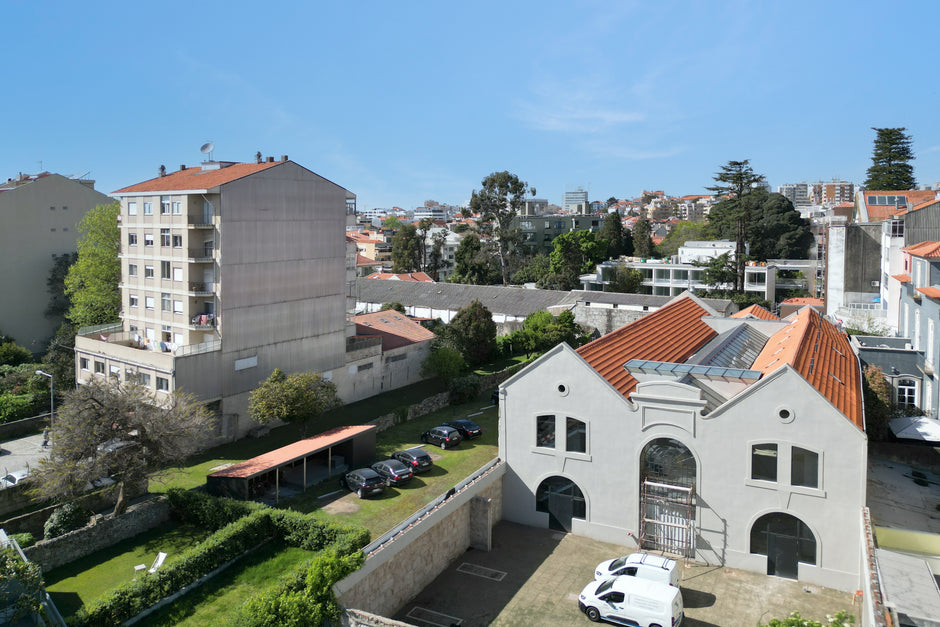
[750,308,862,429]
[365,272,434,282]
[114,161,282,194]
[356,254,376,266]
[731,304,779,320]
[891,273,911,283]
[912,198,940,212]
[903,241,940,259]
[576,296,717,397]
[916,286,940,300]
[780,297,824,307]
[865,205,908,222]
[209,425,376,479]
[354,311,435,350]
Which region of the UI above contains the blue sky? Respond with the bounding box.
[3,1,938,210]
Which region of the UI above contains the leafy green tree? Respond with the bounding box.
[705,160,766,291]
[632,216,654,258]
[864,127,915,190]
[605,265,644,294]
[416,217,435,269]
[0,342,32,367]
[45,252,77,321]
[380,302,406,313]
[759,610,854,627]
[745,190,815,259]
[469,171,535,285]
[447,300,497,366]
[549,230,604,290]
[248,368,342,438]
[699,252,738,289]
[657,221,709,259]
[382,215,402,229]
[862,364,892,441]
[451,234,500,285]
[64,202,121,327]
[420,345,467,384]
[30,379,213,516]
[598,212,629,258]
[40,322,78,391]
[390,224,422,273]
[512,253,551,285]
[519,310,580,356]
[426,230,449,280]
[0,548,45,623]
[606,196,618,208]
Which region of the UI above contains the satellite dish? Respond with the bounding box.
[200,142,215,160]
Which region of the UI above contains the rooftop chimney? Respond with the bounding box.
[180,164,187,171]
[266,156,274,163]
[255,151,262,164]
[281,155,288,162]
[158,165,166,177]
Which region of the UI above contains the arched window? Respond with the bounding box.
[750,512,816,578]
[536,476,586,532]
[641,438,696,487]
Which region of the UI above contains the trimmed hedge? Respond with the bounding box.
[71,491,369,626]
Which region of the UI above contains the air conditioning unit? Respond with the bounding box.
[871,280,880,287]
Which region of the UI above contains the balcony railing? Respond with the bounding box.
[188,282,214,295]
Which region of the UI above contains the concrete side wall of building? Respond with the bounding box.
[0,174,111,351]
[499,345,866,592]
[334,468,503,618]
[845,224,882,294]
[826,225,846,317]
[571,302,650,336]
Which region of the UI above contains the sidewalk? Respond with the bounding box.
[0,432,50,479]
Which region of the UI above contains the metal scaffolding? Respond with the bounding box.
[638,479,696,559]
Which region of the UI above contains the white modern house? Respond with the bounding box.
[498,293,866,592]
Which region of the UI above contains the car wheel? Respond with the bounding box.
[585,606,601,622]
[385,478,392,487]
[421,434,428,443]
[357,488,364,499]
[440,441,447,450]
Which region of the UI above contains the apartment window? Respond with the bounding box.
[160,196,170,215]
[161,293,171,311]
[144,233,154,247]
[143,202,153,215]
[173,267,183,281]
[751,443,778,482]
[162,325,172,342]
[80,357,89,370]
[160,228,171,247]
[173,300,183,313]
[566,417,586,453]
[536,415,555,448]
[161,261,171,279]
[897,379,918,408]
[127,202,138,216]
[94,361,105,375]
[358,362,373,372]
[156,377,169,391]
[791,447,819,489]
[145,296,155,310]
[128,264,138,277]
[172,201,182,215]
[129,294,138,307]
[129,324,138,333]
[172,234,183,248]
[109,365,121,380]
[144,265,154,278]
[128,233,138,246]
[139,373,151,386]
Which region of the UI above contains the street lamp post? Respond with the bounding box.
[36,370,54,429]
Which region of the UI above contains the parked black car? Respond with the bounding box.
[391,447,434,473]
[443,419,483,440]
[340,468,386,498]
[421,425,463,449]
[371,459,414,486]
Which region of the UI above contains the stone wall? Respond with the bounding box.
[0,414,47,441]
[572,302,647,336]
[334,465,504,618]
[24,496,170,571]
[341,609,416,627]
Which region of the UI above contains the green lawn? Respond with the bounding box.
[134,542,313,627]
[282,397,499,537]
[44,523,212,620]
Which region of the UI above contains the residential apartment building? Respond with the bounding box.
[74,157,356,439]
[0,172,112,352]
[810,179,854,206]
[521,198,549,216]
[563,187,589,213]
[515,214,603,255]
[778,182,811,207]
[894,241,940,414]
[498,294,866,592]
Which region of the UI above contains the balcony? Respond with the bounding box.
[188,282,214,296]
[189,313,217,330]
[188,248,215,263]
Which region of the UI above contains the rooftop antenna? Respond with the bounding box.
[200,142,215,162]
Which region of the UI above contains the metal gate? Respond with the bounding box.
[639,479,695,558]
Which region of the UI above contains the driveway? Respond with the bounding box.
[0,432,48,480]
[395,521,855,627]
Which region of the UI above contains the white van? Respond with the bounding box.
[578,576,684,626]
[594,552,680,587]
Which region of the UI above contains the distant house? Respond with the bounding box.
[365,272,434,282]
[499,293,866,592]
[348,310,436,396]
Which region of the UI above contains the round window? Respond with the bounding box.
[777,407,795,423]
[556,383,569,396]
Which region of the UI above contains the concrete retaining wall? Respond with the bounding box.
[23,496,170,571]
[341,609,416,627]
[334,463,504,618]
[0,413,47,441]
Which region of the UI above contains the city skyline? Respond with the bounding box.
[2,1,938,210]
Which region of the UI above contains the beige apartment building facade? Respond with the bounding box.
[0,172,112,352]
[74,157,357,439]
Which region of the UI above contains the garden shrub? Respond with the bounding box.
[166,488,263,530]
[0,548,46,623]
[43,502,93,539]
[449,374,481,404]
[10,532,35,548]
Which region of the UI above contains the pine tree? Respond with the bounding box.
[864,127,915,190]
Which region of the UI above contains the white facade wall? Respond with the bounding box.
[499,344,867,592]
[826,225,846,318]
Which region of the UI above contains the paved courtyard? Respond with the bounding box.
[395,521,855,627]
[0,432,48,480]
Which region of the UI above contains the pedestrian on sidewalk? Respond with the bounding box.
[42,427,50,448]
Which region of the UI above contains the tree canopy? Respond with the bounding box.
[64,202,121,327]
[248,368,342,437]
[598,212,630,258]
[390,224,422,273]
[605,265,644,294]
[450,233,500,285]
[657,221,709,259]
[632,216,654,258]
[447,300,497,366]
[864,127,915,190]
[469,171,535,285]
[707,189,814,261]
[704,160,766,291]
[548,230,605,290]
[30,379,212,516]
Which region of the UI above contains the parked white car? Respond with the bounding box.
[0,468,29,489]
[594,552,680,587]
[579,576,684,626]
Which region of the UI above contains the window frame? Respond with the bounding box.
[161,261,171,279]
[750,443,778,482]
[143,202,153,215]
[128,263,138,277]
[128,233,138,246]
[536,415,556,448]
[144,265,154,279]
[127,201,138,216]
[790,446,819,489]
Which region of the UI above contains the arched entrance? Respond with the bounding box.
[639,438,696,557]
[750,512,816,579]
[536,476,586,532]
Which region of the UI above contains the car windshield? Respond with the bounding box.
[609,556,628,570]
[596,578,615,595]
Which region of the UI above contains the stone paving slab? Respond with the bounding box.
[396,521,855,627]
